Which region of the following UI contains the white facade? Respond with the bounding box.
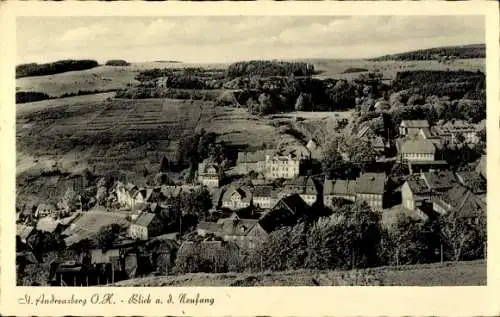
[401,152,435,162]
[264,154,300,180]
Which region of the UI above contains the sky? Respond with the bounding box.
[17,16,485,64]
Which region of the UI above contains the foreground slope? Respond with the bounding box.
[113,260,486,286]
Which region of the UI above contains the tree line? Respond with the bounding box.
[16,59,99,78]
[370,44,485,61]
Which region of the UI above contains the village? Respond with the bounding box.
[16,112,486,286]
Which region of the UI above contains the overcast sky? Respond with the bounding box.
[17,16,485,64]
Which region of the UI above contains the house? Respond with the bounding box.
[221,184,253,210]
[420,170,457,194]
[401,175,432,211]
[197,159,223,188]
[17,224,35,244]
[283,176,318,206]
[399,139,436,162]
[399,120,430,137]
[128,212,163,241]
[34,203,56,218]
[440,120,480,144]
[455,171,486,194]
[252,185,278,209]
[323,179,357,208]
[198,214,268,249]
[36,217,61,234]
[432,185,486,221]
[236,150,272,174]
[265,153,301,180]
[62,211,130,247]
[355,173,386,210]
[260,194,310,232]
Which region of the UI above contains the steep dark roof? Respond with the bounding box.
[273,194,309,215]
[422,170,456,191]
[355,173,386,195]
[17,224,34,240]
[221,184,252,204]
[455,171,486,194]
[132,212,156,227]
[218,218,260,236]
[253,185,274,197]
[324,179,357,196]
[406,175,430,195]
[436,185,485,219]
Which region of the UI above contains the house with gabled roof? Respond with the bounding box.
[197,213,268,249]
[221,184,253,210]
[197,159,223,188]
[128,212,163,241]
[401,174,432,211]
[34,203,57,219]
[236,150,273,174]
[252,185,278,209]
[399,139,436,162]
[283,176,318,206]
[455,171,486,194]
[399,120,430,137]
[420,170,456,194]
[433,185,485,221]
[260,194,310,232]
[355,173,386,210]
[323,179,357,208]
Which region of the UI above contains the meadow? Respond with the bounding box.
[113,260,486,286]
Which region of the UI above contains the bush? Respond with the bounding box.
[16,91,51,104]
[105,59,130,66]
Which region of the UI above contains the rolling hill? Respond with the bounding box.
[370,43,485,61]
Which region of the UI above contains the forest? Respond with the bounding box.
[16,59,99,78]
[371,44,485,61]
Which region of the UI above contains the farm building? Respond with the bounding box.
[62,210,130,247]
[323,179,357,208]
[355,173,386,211]
[399,120,430,137]
[176,239,241,273]
[252,185,279,209]
[197,159,223,188]
[221,184,253,210]
[432,185,486,220]
[128,212,163,241]
[399,139,436,162]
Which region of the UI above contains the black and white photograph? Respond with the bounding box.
[11,13,490,289]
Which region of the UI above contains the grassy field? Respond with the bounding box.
[307,58,484,80]
[113,260,486,286]
[15,62,229,97]
[16,58,484,97]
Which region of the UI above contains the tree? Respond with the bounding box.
[380,216,438,266]
[439,213,484,262]
[96,224,121,251]
[160,156,170,173]
[295,93,312,111]
[343,137,377,172]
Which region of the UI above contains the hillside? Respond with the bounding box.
[370,44,485,61]
[113,260,486,286]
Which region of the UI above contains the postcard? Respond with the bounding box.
[0,1,499,316]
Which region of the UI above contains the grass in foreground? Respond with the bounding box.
[113,260,485,287]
